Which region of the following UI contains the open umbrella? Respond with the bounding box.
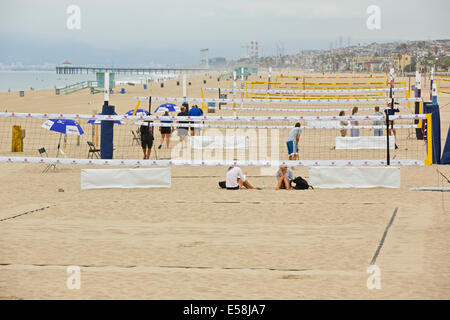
[88,113,123,125]
[154,103,180,113]
[41,119,84,157]
[125,108,150,117]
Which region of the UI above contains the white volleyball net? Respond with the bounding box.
[0,103,427,167]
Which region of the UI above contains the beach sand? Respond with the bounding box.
[0,71,449,299]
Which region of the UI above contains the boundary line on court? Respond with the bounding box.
[369,207,399,265]
[0,205,54,222]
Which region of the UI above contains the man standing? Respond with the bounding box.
[286,123,302,160]
[188,104,203,136]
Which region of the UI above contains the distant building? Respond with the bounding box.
[395,54,413,72]
[61,61,73,66]
[200,49,209,68]
[209,57,227,67]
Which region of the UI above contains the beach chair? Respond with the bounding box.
[87,141,101,159]
[132,130,140,145]
[38,147,56,173]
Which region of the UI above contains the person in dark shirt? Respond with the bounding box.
[140,121,154,159]
[158,111,173,149]
[177,106,189,147]
[188,105,203,136]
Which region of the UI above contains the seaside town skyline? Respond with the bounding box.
[2,39,449,75]
[1,0,449,67]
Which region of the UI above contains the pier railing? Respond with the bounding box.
[60,81,98,95]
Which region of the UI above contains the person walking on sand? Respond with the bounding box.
[286,123,302,160]
[276,166,294,190]
[158,111,172,149]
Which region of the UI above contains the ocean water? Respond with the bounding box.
[0,70,178,92]
[0,71,95,92]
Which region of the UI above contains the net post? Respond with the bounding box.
[385,111,390,165]
[424,113,433,166]
[148,96,152,114]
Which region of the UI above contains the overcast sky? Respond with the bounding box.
[0,0,449,66]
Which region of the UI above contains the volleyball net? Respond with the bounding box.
[438,76,450,94]
[0,106,428,167]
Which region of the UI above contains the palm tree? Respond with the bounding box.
[401,43,408,53]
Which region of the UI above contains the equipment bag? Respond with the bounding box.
[292,176,313,190]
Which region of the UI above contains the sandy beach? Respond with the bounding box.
[0,71,449,299]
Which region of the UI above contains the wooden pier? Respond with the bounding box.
[56,66,208,75]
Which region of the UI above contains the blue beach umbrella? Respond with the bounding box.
[154,103,180,113]
[125,108,150,117]
[87,113,123,125]
[42,119,84,135]
[41,119,84,157]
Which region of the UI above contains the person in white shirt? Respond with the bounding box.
[225,166,256,190]
[350,107,360,137]
[373,106,384,136]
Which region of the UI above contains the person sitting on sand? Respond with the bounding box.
[225,166,257,190]
[276,166,294,190]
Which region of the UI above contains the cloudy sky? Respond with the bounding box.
[0,0,449,66]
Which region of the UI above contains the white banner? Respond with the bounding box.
[213,105,409,113]
[190,136,249,149]
[81,168,171,190]
[135,96,421,105]
[335,136,396,150]
[204,87,407,94]
[142,122,417,130]
[0,156,424,167]
[309,167,401,189]
[0,112,426,122]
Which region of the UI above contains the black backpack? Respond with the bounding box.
[292,176,313,190]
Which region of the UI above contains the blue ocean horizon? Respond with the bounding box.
[0,70,162,93]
